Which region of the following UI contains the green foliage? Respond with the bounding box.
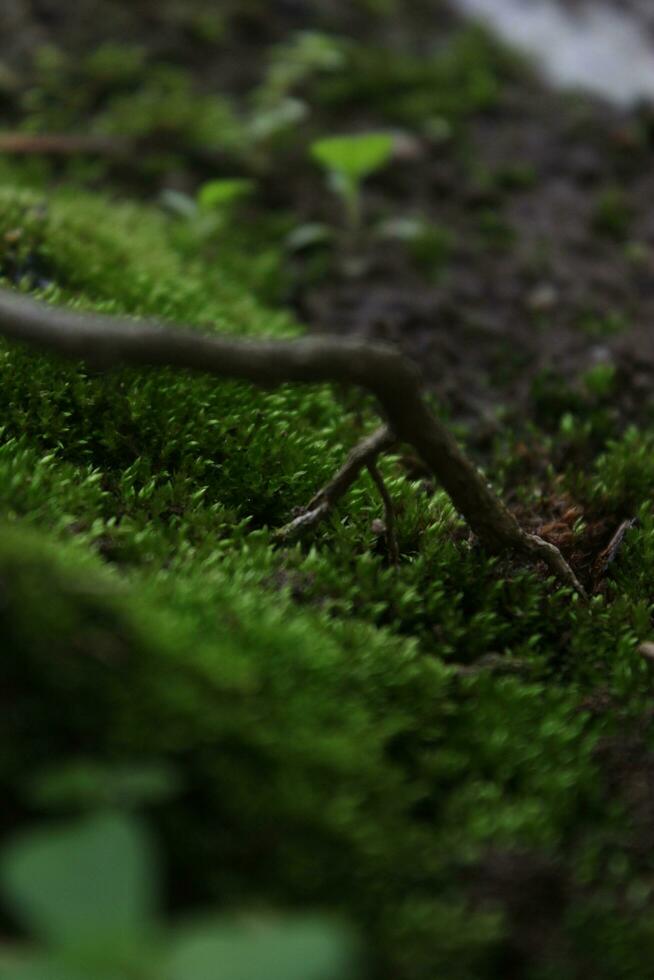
[28,761,181,813]
[1,813,157,951]
[1,503,654,977]
[197,179,255,211]
[0,186,352,535]
[313,28,515,128]
[311,133,393,184]
[0,811,358,980]
[2,65,654,970]
[19,47,244,169]
[169,918,358,980]
[311,132,393,232]
[581,427,654,511]
[243,31,346,155]
[259,31,347,104]
[583,362,616,399]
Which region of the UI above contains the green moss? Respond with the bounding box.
[2,167,654,977]
[0,186,358,536]
[579,428,654,513]
[0,512,651,980]
[3,522,653,979]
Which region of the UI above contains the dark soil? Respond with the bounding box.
[301,89,654,429]
[4,1,654,439]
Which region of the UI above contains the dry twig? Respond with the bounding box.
[367,458,400,564]
[276,425,394,541]
[0,132,132,158]
[0,287,585,595]
[0,132,229,169]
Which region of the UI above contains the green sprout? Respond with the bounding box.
[197,178,255,211]
[583,362,617,399]
[310,132,393,236]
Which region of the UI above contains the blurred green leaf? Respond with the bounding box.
[167,917,360,980]
[198,179,255,210]
[248,97,308,143]
[0,812,158,949]
[28,760,181,811]
[160,189,198,219]
[0,958,86,980]
[311,133,393,182]
[285,223,332,252]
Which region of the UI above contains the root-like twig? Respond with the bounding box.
[521,533,587,599]
[0,287,585,595]
[0,133,132,158]
[367,459,400,565]
[0,132,229,169]
[276,425,395,541]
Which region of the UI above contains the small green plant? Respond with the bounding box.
[245,32,346,154]
[197,177,255,212]
[583,362,617,399]
[0,811,360,980]
[310,132,393,235]
[161,177,257,248]
[261,32,346,104]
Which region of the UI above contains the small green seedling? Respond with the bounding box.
[310,132,393,235]
[197,178,255,211]
[583,362,616,399]
[179,178,258,243]
[161,179,255,225]
[262,31,346,104]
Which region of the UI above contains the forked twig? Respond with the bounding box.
[276,425,394,540]
[367,458,400,564]
[0,288,585,595]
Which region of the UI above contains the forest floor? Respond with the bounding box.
[5,0,654,417]
[7,0,654,583]
[3,2,654,978]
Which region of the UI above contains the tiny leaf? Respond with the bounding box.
[198,179,255,210]
[310,133,393,182]
[1,812,158,948]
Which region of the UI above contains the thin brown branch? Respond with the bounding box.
[0,287,585,594]
[277,425,394,541]
[0,132,132,158]
[367,459,400,564]
[0,132,229,170]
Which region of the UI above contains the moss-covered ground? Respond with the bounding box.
[2,3,654,977]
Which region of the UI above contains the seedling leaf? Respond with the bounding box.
[0,812,158,949]
[310,133,393,182]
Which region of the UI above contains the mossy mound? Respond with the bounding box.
[3,522,653,980]
[2,181,654,978]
